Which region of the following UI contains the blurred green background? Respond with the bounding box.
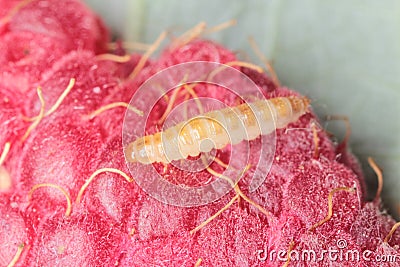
[85,0,400,219]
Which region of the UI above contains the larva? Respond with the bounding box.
[125,96,310,164]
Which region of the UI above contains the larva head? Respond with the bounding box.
[288,95,311,114]
[269,96,311,129]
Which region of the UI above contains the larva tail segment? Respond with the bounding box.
[309,186,356,231]
[21,87,45,142]
[0,142,11,166]
[0,0,32,27]
[83,102,143,120]
[194,257,203,267]
[75,168,133,204]
[248,36,281,88]
[128,31,167,81]
[28,183,72,217]
[368,157,383,203]
[95,53,131,63]
[283,240,296,267]
[6,243,25,267]
[384,222,400,244]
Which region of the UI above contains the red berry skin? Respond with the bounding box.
[14,119,104,214]
[26,50,121,118]
[0,85,27,148]
[79,135,140,228]
[0,194,30,267]
[0,32,72,94]
[24,210,125,267]
[0,0,109,53]
[0,86,28,193]
[156,39,237,69]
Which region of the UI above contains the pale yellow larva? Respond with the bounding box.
[125,96,310,164]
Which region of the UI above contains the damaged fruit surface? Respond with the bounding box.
[0,1,399,266]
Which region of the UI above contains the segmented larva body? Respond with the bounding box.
[126,96,310,164]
